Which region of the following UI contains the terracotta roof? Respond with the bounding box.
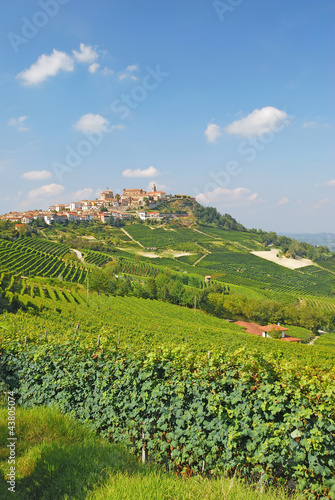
[281,336,302,342]
[262,324,289,332]
[234,321,299,341]
[235,321,263,336]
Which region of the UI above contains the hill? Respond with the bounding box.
[1,201,335,330]
[1,203,335,499]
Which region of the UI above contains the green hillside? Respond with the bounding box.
[1,205,335,499]
[1,200,335,322]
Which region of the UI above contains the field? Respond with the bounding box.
[1,220,335,499]
[1,286,335,499]
[0,406,305,500]
[251,249,314,270]
[0,238,87,284]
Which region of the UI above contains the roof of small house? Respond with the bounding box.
[234,321,300,341]
[262,324,289,332]
[280,336,302,342]
[235,321,263,336]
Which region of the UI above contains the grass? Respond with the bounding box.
[0,406,306,500]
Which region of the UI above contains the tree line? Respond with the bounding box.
[89,266,335,333]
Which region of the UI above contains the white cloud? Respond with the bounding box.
[277,196,290,206]
[88,63,100,74]
[325,179,335,187]
[118,64,139,81]
[74,113,109,133]
[73,43,98,63]
[196,187,264,207]
[101,67,114,76]
[17,49,74,86]
[8,116,30,132]
[109,124,125,131]
[313,198,330,210]
[122,166,160,178]
[303,121,317,129]
[126,65,138,72]
[74,188,94,199]
[303,121,330,129]
[204,122,223,143]
[225,106,289,137]
[28,183,64,199]
[22,170,52,180]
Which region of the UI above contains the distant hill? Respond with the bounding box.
[283,233,335,251]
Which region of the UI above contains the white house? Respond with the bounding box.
[44,215,55,225]
[69,202,83,211]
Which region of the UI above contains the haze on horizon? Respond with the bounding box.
[0,0,334,233]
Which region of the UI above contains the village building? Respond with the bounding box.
[100,188,114,202]
[138,211,163,221]
[14,223,29,232]
[69,202,83,211]
[123,188,146,197]
[121,188,147,206]
[49,204,65,212]
[146,184,166,202]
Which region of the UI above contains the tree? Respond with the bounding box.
[268,327,282,339]
[146,278,157,299]
[89,268,110,295]
[299,306,325,333]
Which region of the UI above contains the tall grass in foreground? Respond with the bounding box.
[0,407,305,500]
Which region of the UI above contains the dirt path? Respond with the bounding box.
[193,243,211,266]
[72,249,84,262]
[120,228,145,248]
[193,253,208,266]
[192,227,220,240]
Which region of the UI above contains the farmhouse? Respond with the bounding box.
[235,321,302,342]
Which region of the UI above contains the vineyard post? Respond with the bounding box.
[142,432,148,463]
[87,273,89,301]
[194,295,197,313]
[118,332,121,345]
[97,335,100,347]
[24,336,27,346]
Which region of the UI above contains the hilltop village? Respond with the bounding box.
[0,186,195,227]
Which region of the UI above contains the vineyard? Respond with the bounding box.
[0,239,88,284]
[1,220,335,498]
[1,274,334,366]
[11,236,70,257]
[196,248,335,298]
[1,286,335,499]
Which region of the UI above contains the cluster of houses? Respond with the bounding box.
[0,186,193,227]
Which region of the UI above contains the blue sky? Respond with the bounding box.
[0,0,334,232]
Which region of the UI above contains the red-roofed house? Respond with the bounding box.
[235,321,302,342]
